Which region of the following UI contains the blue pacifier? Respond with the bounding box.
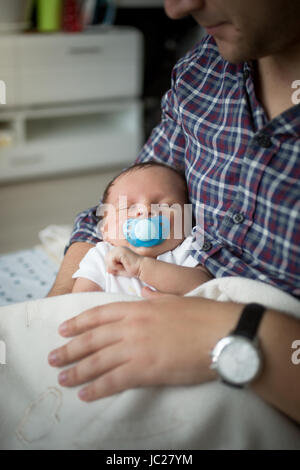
[123,215,170,248]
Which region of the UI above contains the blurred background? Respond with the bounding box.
[0,0,204,255]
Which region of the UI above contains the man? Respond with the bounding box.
[48,0,300,424]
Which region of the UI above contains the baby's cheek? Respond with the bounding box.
[105,215,131,246]
[117,213,129,240]
[169,210,185,240]
[102,215,120,243]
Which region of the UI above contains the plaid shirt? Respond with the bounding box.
[68,35,300,299]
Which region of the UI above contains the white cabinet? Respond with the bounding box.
[0,100,143,182]
[0,28,144,182]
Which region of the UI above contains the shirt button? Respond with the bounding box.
[232,213,245,224]
[255,134,272,148]
[202,241,212,252]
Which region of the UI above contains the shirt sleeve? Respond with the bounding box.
[72,242,108,290]
[135,64,186,173]
[64,205,101,255]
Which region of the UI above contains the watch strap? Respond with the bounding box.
[231,303,265,340]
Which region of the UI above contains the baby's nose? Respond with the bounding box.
[136,204,157,218]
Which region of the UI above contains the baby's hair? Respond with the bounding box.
[101,161,188,205]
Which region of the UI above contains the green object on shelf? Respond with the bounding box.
[37,0,62,32]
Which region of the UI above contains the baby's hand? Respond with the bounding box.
[105,246,143,279]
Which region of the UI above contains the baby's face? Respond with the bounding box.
[100,166,189,257]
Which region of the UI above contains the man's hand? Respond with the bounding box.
[48,296,241,402]
[47,294,300,423]
[105,246,144,278]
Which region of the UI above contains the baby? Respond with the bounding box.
[72,162,213,296]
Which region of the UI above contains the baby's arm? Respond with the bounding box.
[105,246,213,295]
[140,258,212,295]
[72,277,103,293]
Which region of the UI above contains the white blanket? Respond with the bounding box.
[0,277,300,450]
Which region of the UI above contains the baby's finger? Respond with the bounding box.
[105,250,120,270]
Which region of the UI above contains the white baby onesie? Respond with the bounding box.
[72,235,198,297]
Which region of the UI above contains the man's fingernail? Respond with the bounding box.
[78,388,88,400]
[48,351,58,365]
[59,322,68,335]
[59,371,68,384]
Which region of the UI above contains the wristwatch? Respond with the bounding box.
[210,303,266,388]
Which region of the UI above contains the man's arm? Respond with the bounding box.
[47,242,94,297]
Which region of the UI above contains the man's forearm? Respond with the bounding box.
[47,242,94,297]
[250,307,300,423]
[205,299,300,423]
[139,257,211,295]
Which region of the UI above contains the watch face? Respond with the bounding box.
[215,336,261,386]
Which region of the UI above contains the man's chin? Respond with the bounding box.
[213,40,241,63]
[212,35,254,64]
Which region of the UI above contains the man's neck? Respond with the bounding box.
[255,41,300,121]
